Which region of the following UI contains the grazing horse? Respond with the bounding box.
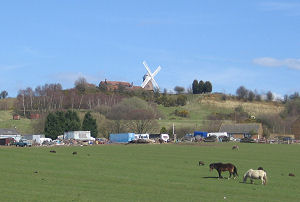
[199,161,205,166]
[243,169,267,185]
[209,163,238,179]
[232,145,239,150]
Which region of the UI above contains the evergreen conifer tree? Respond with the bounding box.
[82,112,98,138]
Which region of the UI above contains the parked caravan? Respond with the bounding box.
[207,132,228,138]
[160,134,169,142]
[64,131,95,141]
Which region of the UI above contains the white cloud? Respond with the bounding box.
[253,57,300,70]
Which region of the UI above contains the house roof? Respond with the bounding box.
[219,123,261,134]
[0,129,19,135]
[100,80,132,87]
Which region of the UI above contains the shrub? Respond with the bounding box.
[174,109,189,117]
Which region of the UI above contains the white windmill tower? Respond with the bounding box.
[141,61,161,91]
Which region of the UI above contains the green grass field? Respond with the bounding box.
[0,143,299,201]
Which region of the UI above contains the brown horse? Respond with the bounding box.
[209,162,238,179]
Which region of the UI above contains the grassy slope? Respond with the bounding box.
[0,143,299,201]
[0,110,37,134]
[0,95,284,135]
[157,94,283,130]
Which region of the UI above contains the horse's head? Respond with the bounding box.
[209,163,214,171]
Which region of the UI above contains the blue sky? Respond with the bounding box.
[1,0,300,98]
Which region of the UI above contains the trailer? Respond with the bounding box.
[64,131,95,141]
[109,133,135,143]
[0,138,15,146]
[207,132,228,138]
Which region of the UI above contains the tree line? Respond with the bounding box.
[192,80,212,94]
[15,83,124,117]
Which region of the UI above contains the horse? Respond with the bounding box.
[232,145,239,150]
[209,163,238,179]
[199,161,205,166]
[243,169,267,185]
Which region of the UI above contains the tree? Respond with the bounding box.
[160,126,168,134]
[174,86,185,94]
[255,94,262,101]
[192,80,199,94]
[266,91,273,102]
[65,110,81,131]
[107,97,158,133]
[55,111,66,133]
[75,77,87,94]
[0,90,8,99]
[176,95,187,106]
[262,126,270,139]
[198,80,205,94]
[82,112,98,138]
[248,91,255,102]
[44,112,62,139]
[204,81,212,93]
[236,86,248,100]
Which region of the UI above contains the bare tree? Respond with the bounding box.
[236,86,248,100]
[174,86,185,94]
[266,91,273,101]
[75,77,87,94]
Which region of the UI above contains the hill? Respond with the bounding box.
[0,94,285,136]
[157,94,284,132]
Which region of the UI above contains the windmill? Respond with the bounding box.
[141,61,161,91]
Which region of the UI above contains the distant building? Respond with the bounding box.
[292,117,300,139]
[0,128,21,141]
[30,113,40,119]
[13,114,20,120]
[219,123,263,139]
[99,79,142,91]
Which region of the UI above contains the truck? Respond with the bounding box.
[109,133,135,143]
[15,139,32,147]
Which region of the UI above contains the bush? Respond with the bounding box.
[174,109,189,117]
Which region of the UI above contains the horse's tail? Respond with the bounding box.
[243,171,248,182]
[234,166,238,177]
[263,173,267,185]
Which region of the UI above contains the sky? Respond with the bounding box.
[1,0,300,98]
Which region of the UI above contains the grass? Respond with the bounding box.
[0,110,37,134]
[0,143,299,201]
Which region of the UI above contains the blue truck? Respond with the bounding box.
[194,131,208,138]
[109,133,135,143]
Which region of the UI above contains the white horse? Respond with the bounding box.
[243,169,267,185]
